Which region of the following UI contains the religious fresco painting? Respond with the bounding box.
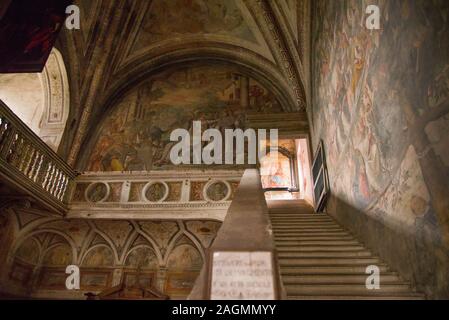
[312,0,449,294]
[87,65,282,172]
[132,0,256,52]
[312,0,449,231]
[1,209,220,299]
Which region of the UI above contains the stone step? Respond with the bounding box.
[269,211,318,215]
[268,201,313,206]
[271,218,336,222]
[280,265,390,275]
[272,226,344,232]
[282,274,404,284]
[276,245,366,252]
[269,201,423,300]
[279,257,381,266]
[270,218,335,223]
[269,211,328,215]
[270,209,314,211]
[272,225,339,230]
[274,230,352,240]
[285,284,412,295]
[277,251,373,258]
[274,229,349,234]
[274,235,355,241]
[275,239,361,246]
[271,221,338,226]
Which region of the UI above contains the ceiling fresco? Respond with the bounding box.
[55,0,308,165]
[132,0,256,50]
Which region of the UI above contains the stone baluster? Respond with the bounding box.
[33,154,44,183]
[18,142,31,173]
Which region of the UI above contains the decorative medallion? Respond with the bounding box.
[204,180,231,202]
[143,181,169,203]
[85,182,109,203]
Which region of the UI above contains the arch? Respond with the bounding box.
[80,244,116,268]
[0,48,70,151]
[132,229,165,265]
[13,236,41,265]
[163,230,205,266]
[75,43,299,168]
[123,245,159,269]
[80,228,120,265]
[41,242,73,267]
[12,229,78,264]
[166,243,203,271]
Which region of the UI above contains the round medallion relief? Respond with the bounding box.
[143,181,168,202]
[204,180,230,202]
[85,182,109,203]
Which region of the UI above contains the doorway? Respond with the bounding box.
[260,138,313,203]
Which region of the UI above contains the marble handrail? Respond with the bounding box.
[0,99,77,213]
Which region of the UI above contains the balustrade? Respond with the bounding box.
[0,100,77,212]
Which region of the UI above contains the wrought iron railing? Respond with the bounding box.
[0,99,77,213]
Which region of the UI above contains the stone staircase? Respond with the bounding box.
[268,200,425,300]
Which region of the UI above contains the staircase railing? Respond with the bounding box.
[0,99,77,213]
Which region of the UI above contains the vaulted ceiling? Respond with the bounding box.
[55,0,311,167]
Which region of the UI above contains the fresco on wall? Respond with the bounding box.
[82,246,115,267]
[1,211,221,299]
[87,65,283,171]
[185,221,222,248]
[15,238,40,265]
[42,244,72,266]
[139,221,179,252]
[125,247,158,269]
[167,244,203,270]
[312,0,449,232]
[260,151,292,189]
[205,181,229,201]
[132,0,256,52]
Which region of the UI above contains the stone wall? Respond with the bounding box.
[0,208,221,299]
[311,0,449,298]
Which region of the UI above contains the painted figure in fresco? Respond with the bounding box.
[146,183,166,202]
[88,183,107,202]
[353,83,384,194]
[88,66,282,172]
[207,182,228,201]
[84,247,113,267]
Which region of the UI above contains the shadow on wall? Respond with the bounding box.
[326,194,449,299]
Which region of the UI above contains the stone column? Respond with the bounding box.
[111,268,123,286]
[155,267,167,293]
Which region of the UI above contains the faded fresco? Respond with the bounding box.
[313,0,449,229]
[87,65,282,171]
[0,209,220,299]
[132,0,256,52]
[312,0,449,297]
